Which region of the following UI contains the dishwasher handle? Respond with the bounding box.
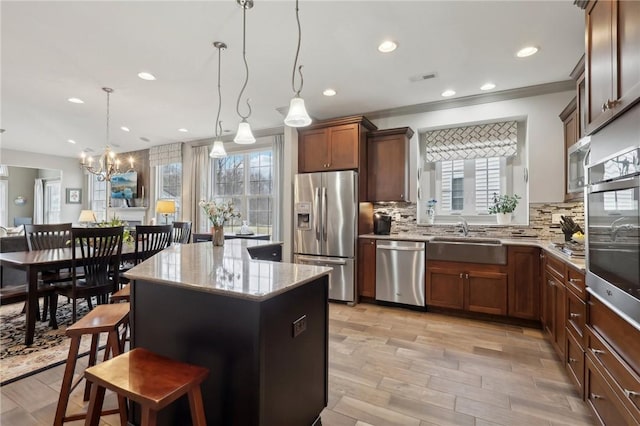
[377,245,425,252]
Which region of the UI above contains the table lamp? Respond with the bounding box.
[78,210,97,226]
[156,199,176,224]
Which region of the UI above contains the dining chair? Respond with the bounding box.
[134,224,173,263]
[171,221,192,244]
[54,226,124,323]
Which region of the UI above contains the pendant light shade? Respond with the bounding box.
[234,120,256,144]
[210,140,227,158]
[284,97,312,127]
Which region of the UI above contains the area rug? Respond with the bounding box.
[0,297,106,385]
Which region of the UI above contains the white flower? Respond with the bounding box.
[199,199,241,227]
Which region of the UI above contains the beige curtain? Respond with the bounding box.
[190,146,211,233]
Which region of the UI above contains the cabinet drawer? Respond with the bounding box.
[566,330,585,399]
[587,327,640,420]
[586,356,634,426]
[567,267,586,301]
[566,287,587,344]
[545,253,566,281]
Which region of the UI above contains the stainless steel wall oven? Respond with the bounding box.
[586,146,640,330]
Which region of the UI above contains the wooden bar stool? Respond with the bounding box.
[110,283,130,303]
[83,347,209,426]
[53,303,130,426]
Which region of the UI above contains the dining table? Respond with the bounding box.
[0,244,138,346]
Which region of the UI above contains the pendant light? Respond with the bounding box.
[210,41,228,158]
[234,0,256,144]
[284,0,312,127]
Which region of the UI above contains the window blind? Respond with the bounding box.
[149,142,182,167]
[423,121,517,162]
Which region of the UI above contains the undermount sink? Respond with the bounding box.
[427,237,507,264]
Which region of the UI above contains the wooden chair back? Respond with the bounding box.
[134,225,173,263]
[73,226,124,289]
[24,223,72,251]
[171,221,192,244]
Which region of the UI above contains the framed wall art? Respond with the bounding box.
[66,188,82,204]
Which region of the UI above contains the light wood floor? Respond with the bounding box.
[1,303,595,425]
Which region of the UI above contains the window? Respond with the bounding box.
[89,175,107,221]
[437,157,506,216]
[156,163,182,222]
[212,149,273,234]
[44,180,61,223]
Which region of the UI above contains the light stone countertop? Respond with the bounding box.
[360,233,585,271]
[123,239,332,301]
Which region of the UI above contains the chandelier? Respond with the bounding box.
[80,87,134,181]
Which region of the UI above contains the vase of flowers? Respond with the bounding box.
[426,199,437,225]
[488,193,521,225]
[199,199,241,246]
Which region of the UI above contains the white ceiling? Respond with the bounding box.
[0,0,585,159]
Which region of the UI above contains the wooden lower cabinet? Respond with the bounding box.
[566,329,586,398]
[426,261,507,315]
[507,246,540,320]
[357,238,376,299]
[585,355,635,426]
[543,270,566,358]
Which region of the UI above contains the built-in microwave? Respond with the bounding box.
[567,136,590,195]
[586,146,640,330]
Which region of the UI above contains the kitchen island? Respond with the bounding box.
[124,239,331,426]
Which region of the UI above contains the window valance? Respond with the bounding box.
[423,121,517,162]
[149,142,182,167]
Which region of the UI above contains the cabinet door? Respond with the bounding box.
[367,133,408,202]
[616,0,640,113]
[586,0,614,133]
[543,271,558,338]
[553,280,567,359]
[507,246,540,320]
[466,270,508,316]
[328,124,359,170]
[426,267,464,310]
[299,128,329,173]
[357,239,376,299]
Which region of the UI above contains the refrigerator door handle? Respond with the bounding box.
[296,256,347,266]
[314,187,321,241]
[322,186,328,241]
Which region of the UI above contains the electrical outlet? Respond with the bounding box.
[292,315,307,338]
[552,213,563,224]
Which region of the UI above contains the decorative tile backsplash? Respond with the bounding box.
[373,201,584,241]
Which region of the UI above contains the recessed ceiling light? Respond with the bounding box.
[138,72,157,81]
[516,46,539,58]
[121,126,130,132]
[67,139,76,144]
[323,88,336,97]
[378,40,397,53]
[480,82,496,91]
[178,128,189,133]
[441,89,456,97]
[68,97,84,104]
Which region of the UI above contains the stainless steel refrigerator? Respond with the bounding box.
[293,171,357,302]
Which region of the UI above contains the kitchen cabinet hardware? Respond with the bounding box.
[590,348,606,356]
[623,389,640,399]
[569,278,581,283]
[590,393,603,400]
[570,312,580,318]
[569,357,578,363]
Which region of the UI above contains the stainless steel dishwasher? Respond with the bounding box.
[375,240,426,307]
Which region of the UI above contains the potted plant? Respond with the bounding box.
[488,193,521,225]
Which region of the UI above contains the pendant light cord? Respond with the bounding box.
[105,89,111,148]
[215,45,223,138]
[236,2,252,121]
[291,0,304,96]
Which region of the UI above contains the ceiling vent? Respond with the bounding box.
[409,72,437,83]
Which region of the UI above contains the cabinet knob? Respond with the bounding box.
[548,280,556,287]
[590,393,603,400]
[606,99,619,110]
[569,312,580,319]
[459,273,464,279]
[568,357,578,363]
[602,102,608,112]
[465,273,469,279]
[623,389,640,399]
[400,194,403,198]
[590,348,606,356]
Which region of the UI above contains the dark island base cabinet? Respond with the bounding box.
[130,276,329,426]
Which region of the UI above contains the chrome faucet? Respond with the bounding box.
[457,217,469,237]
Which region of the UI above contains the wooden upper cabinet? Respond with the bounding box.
[559,98,580,202]
[585,0,640,134]
[367,127,414,202]
[297,115,376,173]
